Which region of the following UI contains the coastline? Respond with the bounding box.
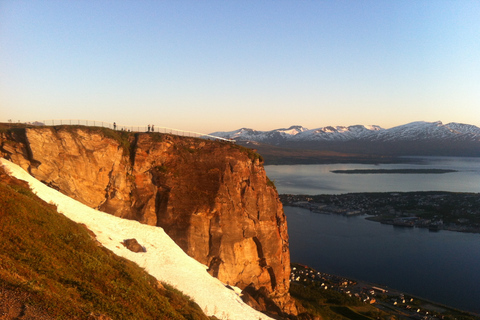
[291,263,480,319]
[285,205,480,317]
[280,191,480,234]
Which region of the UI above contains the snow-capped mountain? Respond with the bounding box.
[212,121,480,143]
[212,121,480,157]
[372,121,480,142]
[215,125,309,145]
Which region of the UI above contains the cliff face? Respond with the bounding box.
[0,126,295,314]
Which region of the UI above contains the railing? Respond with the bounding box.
[17,119,235,143]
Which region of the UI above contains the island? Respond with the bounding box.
[331,169,458,174]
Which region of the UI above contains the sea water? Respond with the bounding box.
[285,207,480,314]
[265,156,480,195]
[264,157,480,314]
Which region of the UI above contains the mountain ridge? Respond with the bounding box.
[211,121,480,159]
[211,121,480,143]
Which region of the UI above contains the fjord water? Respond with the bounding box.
[265,156,480,195]
[264,157,480,314]
[285,207,480,314]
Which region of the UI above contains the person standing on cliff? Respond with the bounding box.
[151,124,154,132]
[113,122,116,130]
[148,124,151,132]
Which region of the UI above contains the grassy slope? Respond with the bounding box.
[0,169,210,320]
[290,282,380,320]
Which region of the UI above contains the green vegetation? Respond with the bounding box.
[290,282,383,320]
[0,172,210,319]
[329,306,374,320]
[290,282,359,308]
[266,177,276,190]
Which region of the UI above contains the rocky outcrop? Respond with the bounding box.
[122,239,146,253]
[0,126,296,315]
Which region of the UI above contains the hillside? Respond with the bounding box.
[0,125,295,316]
[1,158,277,320]
[0,165,210,320]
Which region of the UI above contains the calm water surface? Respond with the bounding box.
[285,206,480,314]
[265,157,480,314]
[265,157,480,194]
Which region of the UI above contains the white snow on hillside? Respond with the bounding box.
[211,125,308,141]
[275,125,308,136]
[0,158,273,320]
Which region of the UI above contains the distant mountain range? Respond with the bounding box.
[211,121,480,162]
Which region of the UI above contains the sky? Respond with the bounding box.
[1,1,479,133]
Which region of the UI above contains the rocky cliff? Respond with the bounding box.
[0,125,296,315]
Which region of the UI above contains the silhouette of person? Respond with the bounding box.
[152,124,154,132]
[148,124,151,132]
[113,122,116,130]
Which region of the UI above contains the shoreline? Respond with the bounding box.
[280,191,480,234]
[291,263,480,319]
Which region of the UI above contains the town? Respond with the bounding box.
[290,263,479,320]
[280,192,480,233]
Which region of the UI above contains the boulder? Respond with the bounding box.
[122,238,146,253]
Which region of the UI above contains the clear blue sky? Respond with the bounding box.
[1,1,479,133]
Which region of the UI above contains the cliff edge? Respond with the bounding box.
[0,125,296,315]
